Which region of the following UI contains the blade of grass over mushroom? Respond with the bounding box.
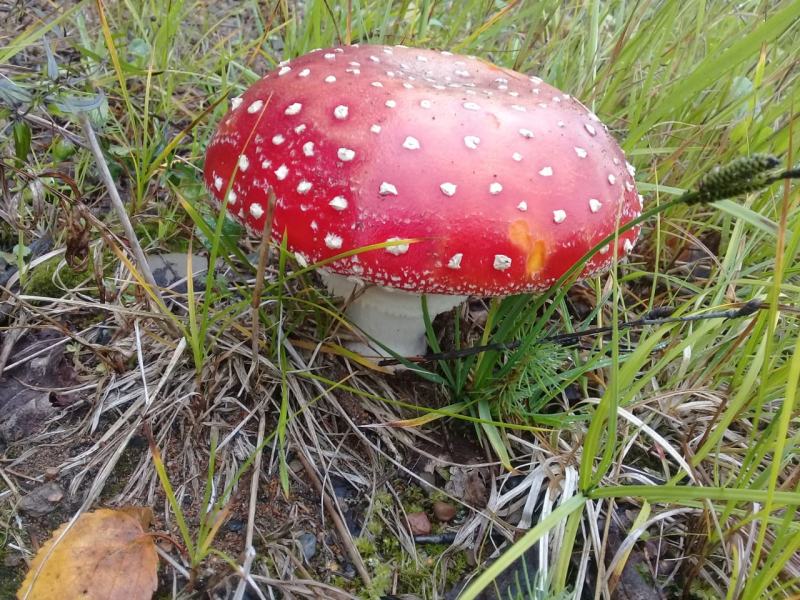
[178,195,252,271]
[581,248,623,491]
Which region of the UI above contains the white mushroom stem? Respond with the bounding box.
[320,271,467,358]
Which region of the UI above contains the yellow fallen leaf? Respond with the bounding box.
[17,508,158,600]
[118,505,154,531]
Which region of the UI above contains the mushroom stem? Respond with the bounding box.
[320,272,467,358]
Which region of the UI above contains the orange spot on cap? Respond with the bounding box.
[508,220,547,277]
[527,241,546,274]
[509,220,532,253]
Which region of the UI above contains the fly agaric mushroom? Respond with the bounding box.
[204,45,642,358]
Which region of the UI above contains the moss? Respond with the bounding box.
[0,544,26,597]
[23,253,102,300]
[397,543,469,594]
[363,558,393,598]
[345,483,470,599]
[400,484,427,515]
[355,536,377,557]
[689,580,719,600]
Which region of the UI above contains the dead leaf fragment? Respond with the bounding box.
[0,328,77,442]
[444,467,488,508]
[17,508,158,600]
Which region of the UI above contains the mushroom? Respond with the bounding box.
[203,45,641,359]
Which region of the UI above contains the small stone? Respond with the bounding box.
[147,253,209,294]
[342,562,357,579]
[299,532,318,560]
[44,467,60,480]
[18,482,63,517]
[405,512,431,536]
[226,519,244,532]
[432,501,457,522]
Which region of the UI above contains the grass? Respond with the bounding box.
[1,0,800,599]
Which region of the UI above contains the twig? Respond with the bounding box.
[78,112,179,337]
[294,446,372,587]
[413,532,458,544]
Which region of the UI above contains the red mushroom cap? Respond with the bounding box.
[203,45,641,296]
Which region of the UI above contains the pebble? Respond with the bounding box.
[18,482,63,517]
[226,519,244,532]
[405,512,431,536]
[433,501,457,522]
[147,253,208,294]
[299,532,318,560]
[342,562,357,579]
